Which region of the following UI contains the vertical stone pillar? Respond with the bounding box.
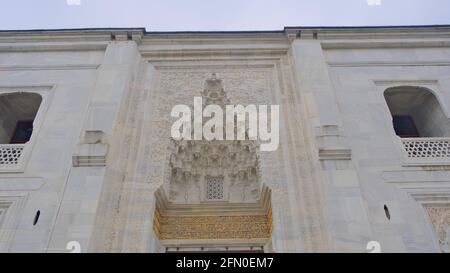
[290,32,373,252]
[48,37,144,252]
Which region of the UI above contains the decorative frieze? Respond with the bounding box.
[154,208,272,241]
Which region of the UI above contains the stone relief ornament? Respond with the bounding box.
[165,74,262,204]
[151,71,274,245]
[154,207,272,240]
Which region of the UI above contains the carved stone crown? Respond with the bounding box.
[154,74,272,245]
[164,74,261,204]
[201,73,230,106]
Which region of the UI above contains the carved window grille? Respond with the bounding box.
[0,144,25,168]
[401,138,450,159]
[206,176,224,200]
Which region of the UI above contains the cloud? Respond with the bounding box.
[66,0,81,6]
[366,0,381,6]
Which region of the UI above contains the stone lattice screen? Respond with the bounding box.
[0,144,24,169]
[401,138,450,159]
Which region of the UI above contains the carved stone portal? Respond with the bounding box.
[153,74,272,247]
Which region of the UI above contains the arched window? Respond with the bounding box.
[0,93,42,144]
[384,86,450,138]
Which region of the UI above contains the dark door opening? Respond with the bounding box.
[392,115,420,138]
[10,120,34,144]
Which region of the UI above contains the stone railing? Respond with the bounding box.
[401,138,450,160]
[0,144,25,171]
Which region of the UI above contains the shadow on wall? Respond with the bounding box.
[384,86,450,138]
[0,92,42,144]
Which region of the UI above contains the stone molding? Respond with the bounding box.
[72,131,108,167]
[318,148,352,161]
[154,185,272,244]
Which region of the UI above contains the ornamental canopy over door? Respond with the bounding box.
[153,74,272,249]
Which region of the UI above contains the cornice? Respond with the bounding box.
[321,40,450,50]
[0,28,144,41]
[140,47,289,61]
[285,25,450,40]
[0,42,108,52]
[1,25,450,44]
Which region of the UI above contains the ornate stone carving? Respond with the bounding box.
[206,176,224,200]
[92,52,332,251]
[0,145,24,169]
[426,206,450,252]
[152,74,274,244]
[402,138,450,159]
[154,208,272,240]
[165,74,261,204]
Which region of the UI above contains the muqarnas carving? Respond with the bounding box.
[164,74,262,204]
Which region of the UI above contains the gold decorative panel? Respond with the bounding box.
[154,208,272,240]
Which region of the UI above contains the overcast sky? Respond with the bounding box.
[1,0,449,31]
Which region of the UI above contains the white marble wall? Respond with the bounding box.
[1,28,450,252]
[313,42,450,252]
[0,44,105,252]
